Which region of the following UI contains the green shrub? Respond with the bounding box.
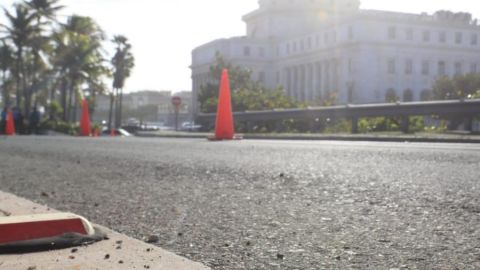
[40,119,78,135]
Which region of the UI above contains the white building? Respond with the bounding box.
[191,0,480,114]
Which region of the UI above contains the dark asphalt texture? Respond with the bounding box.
[0,136,479,270]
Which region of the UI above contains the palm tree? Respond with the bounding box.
[51,15,106,123]
[25,0,64,21]
[0,42,14,106]
[1,4,40,109]
[111,35,134,129]
[83,61,110,119]
[24,0,63,116]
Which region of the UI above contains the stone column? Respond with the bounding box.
[286,68,292,97]
[300,65,306,101]
[293,67,299,100]
[315,62,322,100]
[307,64,313,102]
[325,60,330,97]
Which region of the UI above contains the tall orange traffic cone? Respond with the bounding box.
[79,99,91,137]
[214,69,234,139]
[5,109,15,136]
[208,69,242,141]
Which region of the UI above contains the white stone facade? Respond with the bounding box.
[191,0,480,114]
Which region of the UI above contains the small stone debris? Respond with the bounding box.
[104,254,110,260]
[144,265,150,269]
[146,235,159,243]
[276,253,284,260]
[40,192,49,197]
[0,209,11,216]
[115,240,123,249]
[27,267,36,270]
[279,173,285,178]
[71,248,78,253]
[177,232,183,237]
[118,260,124,264]
[68,255,75,260]
[146,248,152,252]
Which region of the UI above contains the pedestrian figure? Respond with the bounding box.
[29,106,41,135]
[0,107,7,134]
[12,107,24,135]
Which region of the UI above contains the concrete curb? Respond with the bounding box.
[136,132,480,144]
[0,190,210,270]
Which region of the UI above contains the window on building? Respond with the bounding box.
[423,30,430,42]
[439,31,446,43]
[455,62,462,75]
[405,59,413,75]
[324,32,329,43]
[333,31,337,43]
[420,90,432,101]
[316,35,320,46]
[276,71,280,83]
[348,26,354,41]
[307,37,312,49]
[293,41,297,52]
[403,89,414,102]
[422,61,430,75]
[388,26,396,40]
[286,44,290,54]
[455,32,463,44]
[406,28,413,41]
[348,58,353,74]
[300,40,305,51]
[243,46,251,56]
[471,34,478,45]
[388,59,396,74]
[385,88,398,102]
[438,61,446,76]
[471,63,478,74]
[259,47,265,57]
[258,71,265,83]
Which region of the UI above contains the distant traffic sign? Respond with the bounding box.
[171,96,182,107]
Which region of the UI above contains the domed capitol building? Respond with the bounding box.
[191,0,480,114]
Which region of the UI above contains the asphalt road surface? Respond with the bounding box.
[0,136,479,270]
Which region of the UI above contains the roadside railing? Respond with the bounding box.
[196,99,480,133]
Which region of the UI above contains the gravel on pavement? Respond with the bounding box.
[0,137,479,269]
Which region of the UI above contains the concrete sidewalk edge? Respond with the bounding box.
[0,190,210,270]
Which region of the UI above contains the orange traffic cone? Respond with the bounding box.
[79,99,91,137]
[208,69,242,141]
[5,110,15,136]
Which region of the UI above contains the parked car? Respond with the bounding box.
[180,122,203,132]
[101,128,132,137]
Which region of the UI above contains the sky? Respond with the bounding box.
[1,0,480,93]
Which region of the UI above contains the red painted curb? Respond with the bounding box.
[0,213,94,244]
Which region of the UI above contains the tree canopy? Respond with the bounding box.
[432,74,480,100]
[0,0,134,130]
[198,53,299,113]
